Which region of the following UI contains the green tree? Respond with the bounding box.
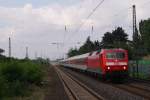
[67,48,79,57]
[0,48,5,58]
[67,27,133,58]
[112,27,128,42]
[139,19,150,54]
[78,36,95,54]
[0,48,4,54]
[101,27,128,48]
[67,37,97,57]
[93,40,101,50]
[101,32,114,48]
[132,26,144,60]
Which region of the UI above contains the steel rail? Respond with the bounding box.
[55,66,106,100]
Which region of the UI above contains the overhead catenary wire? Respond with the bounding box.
[66,0,105,42]
[66,0,131,46]
[67,0,132,42]
[65,0,150,52]
[75,0,105,33]
[112,0,150,18]
[66,1,132,42]
[105,0,150,34]
[59,0,150,60]
[136,0,150,8]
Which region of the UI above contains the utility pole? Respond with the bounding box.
[63,25,67,59]
[132,5,137,42]
[91,25,94,37]
[65,25,67,32]
[89,25,94,38]
[8,37,11,58]
[91,25,93,34]
[25,46,29,59]
[132,5,139,78]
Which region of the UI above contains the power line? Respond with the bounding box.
[137,0,150,8]
[111,7,132,18]
[50,42,83,45]
[66,0,150,48]
[66,0,105,42]
[75,0,105,33]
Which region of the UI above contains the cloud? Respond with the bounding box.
[0,0,150,59]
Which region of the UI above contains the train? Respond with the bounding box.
[60,48,128,80]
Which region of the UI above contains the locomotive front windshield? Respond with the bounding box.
[106,52,125,59]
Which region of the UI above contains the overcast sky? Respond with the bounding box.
[0,0,150,60]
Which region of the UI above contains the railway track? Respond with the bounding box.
[113,83,150,99]
[66,68,150,99]
[109,77,150,99]
[129,77,150,83]
[54,66,106,100]
[101,76,150,99]
[128,83,150,92]
[60,67,149,100]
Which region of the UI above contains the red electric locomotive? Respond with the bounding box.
[61,48,128,80]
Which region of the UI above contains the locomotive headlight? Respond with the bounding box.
[123,66,126,70]
[107,66,110,70]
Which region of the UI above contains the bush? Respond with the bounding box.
[1,62,25,82]
[0,76,8,99]
[0,60,44,97]
[7,80,27,96]
[19,61,43,84]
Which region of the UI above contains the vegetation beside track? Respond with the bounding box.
[0,58,49,100]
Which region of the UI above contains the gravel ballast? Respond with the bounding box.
[61,67,146,100]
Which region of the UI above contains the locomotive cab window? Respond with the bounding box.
[106,53,115,59]
[116,52,125,59]
[106,52,125,59]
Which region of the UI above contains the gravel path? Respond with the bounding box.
[44,65,69,100]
